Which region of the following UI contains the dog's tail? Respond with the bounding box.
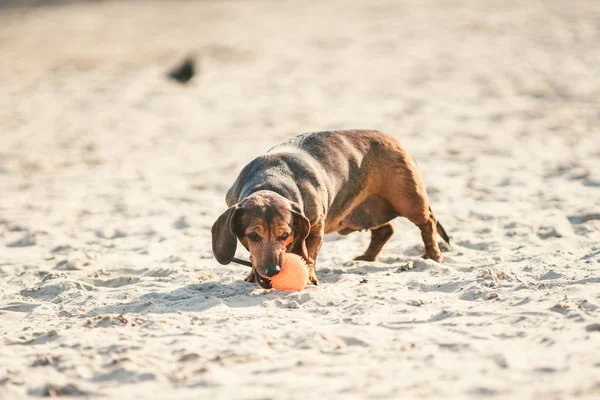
[429,206,450,244]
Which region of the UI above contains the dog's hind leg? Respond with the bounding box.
[384,190,443,262]
[354,222,395,262]
[409,211,443,262]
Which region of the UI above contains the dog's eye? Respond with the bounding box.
[247,232,261,242]
[279,232,290,241]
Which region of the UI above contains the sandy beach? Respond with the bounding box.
[1,0,599,398]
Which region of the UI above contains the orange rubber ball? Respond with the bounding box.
[270,253,309,291]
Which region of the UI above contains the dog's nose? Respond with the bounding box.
[264,264,281,277]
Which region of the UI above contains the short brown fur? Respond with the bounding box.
[211,130,449,287]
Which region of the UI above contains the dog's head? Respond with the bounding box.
[211,191,310,288]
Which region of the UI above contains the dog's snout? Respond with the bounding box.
[264,264,281,277]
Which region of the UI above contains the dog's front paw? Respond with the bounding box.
[244,270,256,283]
[308,267,319,286]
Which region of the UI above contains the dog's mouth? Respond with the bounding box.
[254,268,272,289]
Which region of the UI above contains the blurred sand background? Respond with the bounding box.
[1,0,600,398]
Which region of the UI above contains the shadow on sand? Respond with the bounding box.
[87,280,279,316]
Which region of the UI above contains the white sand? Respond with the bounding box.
[1,0,599,398]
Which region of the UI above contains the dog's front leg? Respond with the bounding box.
[305,226,324,285]
[244,269,256,283]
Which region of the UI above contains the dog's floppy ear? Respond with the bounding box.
[290,202,311,262]
[211,205,240,265]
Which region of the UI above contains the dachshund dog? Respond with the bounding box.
[212,130,450,288]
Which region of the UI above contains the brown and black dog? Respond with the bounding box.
[212,130,449,288]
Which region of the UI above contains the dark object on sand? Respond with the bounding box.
[167,57,196,84]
